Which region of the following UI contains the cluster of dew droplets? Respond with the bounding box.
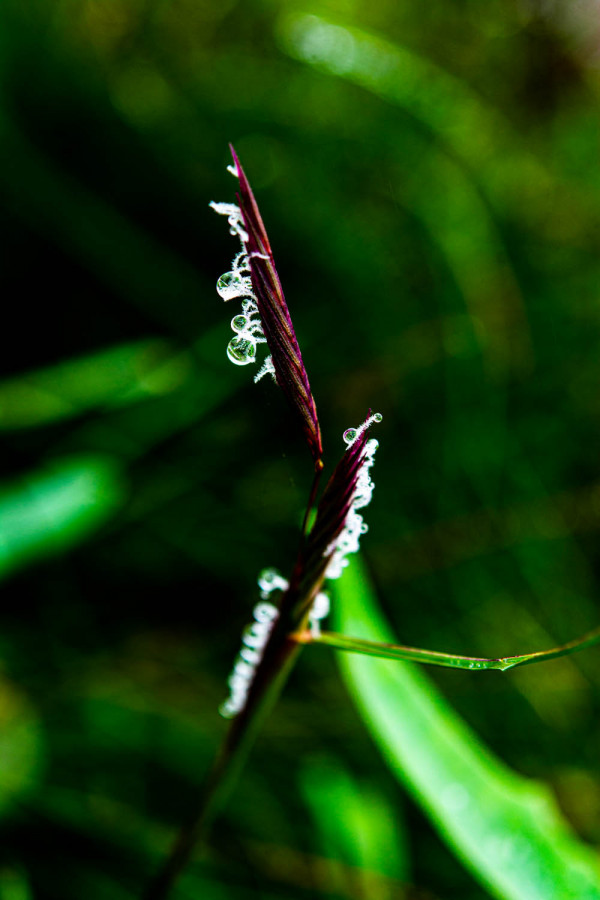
[219,567,286,718]
[218,569,287,718]
[257,567,289,599]
[215,249,267,369]
[259,568,330,638]
[219,564,332,717]
[325,413,382,580]
[219,597,279,719]
[210,186,275,382]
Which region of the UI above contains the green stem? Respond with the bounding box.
[301,462,323,537]
[142,626,303,900]
[295,625,600,671]
[144,463,324,899]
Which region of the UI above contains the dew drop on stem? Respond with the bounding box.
[217,271,248,301]
[231,315,248,332]
[227,336,256,366]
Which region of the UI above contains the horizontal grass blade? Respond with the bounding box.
[300,625,600,671]
[331,556,600,900]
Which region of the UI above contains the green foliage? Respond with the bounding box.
[0,341,185,429]
[0,457,124,579]
[300,755,409,896]
[332,556,600,899]
[0,679,43,817]
[1,0,600,896]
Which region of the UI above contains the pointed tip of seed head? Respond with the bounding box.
[224,147,322,463]
[229,143,240,174]
[231,148,274,261]
[213,147,323,464]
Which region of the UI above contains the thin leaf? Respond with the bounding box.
[330,555,600,900]
[296,624,600,672]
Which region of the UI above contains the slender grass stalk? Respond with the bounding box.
[145,145,600,900]
[144,149,380,898]
[300,465,323,537]
[143,629,303,900]
[143,143,600,900]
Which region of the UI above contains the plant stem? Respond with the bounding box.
[142,630,303,900]
[301,462,323,537]
[144,457,324,899]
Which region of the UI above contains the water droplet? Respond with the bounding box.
[231,315,248,332]
[227,336,256,366]
[373,412,383,423]
[219,700,237,718]
[360,523,369,534]
[311,592,330,620]
[253,601,279,623]
[217,271,248,300]
[258,569,281,591]
[217,272,237,290]
[242,624,264,649]
[343,428,358,444]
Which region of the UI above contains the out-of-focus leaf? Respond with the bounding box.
[300,755,408,899]
[0,456,124,580]
[331,556,600,900]
[37,786,280,900]
[0,679,43,818]
[0,340,190,430]
[0,867,33,900]
[45,323,248,465]
[277,12,594,232]
[302,624,600,671]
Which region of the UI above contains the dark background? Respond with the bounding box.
[1,1,599,897]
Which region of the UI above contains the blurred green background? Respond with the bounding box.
[1,1,600,897]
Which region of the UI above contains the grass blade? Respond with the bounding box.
[299,624,600,671]
[331,556,600,900]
